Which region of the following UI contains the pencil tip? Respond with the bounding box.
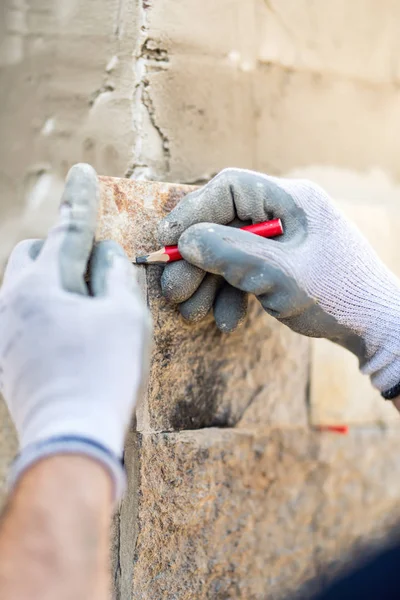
[135,255,148,264]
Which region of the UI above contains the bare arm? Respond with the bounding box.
[0,456,112,600]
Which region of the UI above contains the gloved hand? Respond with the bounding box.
[1,164,151,499]
[158,168,400,399]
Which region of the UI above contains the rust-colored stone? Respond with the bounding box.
[98,176,195,261]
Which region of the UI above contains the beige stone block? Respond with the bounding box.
[125,427,400,599]
[311,340,398,426]
[143,56,256,181]
[98,176,309,434]
[338,200,400,279]
[310,200,400,426]
[146,0,257,62]
[315,427,400,583]
[255,65,400,180]
[257,0,400,83]
[130,428,321,600]
[0,0,139,265]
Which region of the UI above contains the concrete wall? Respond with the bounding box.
[1,1,400,599]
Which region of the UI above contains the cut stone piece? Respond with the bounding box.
[98,176,309,434]
[125,427,400,599]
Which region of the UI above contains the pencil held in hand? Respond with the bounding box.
[135,218,283,264]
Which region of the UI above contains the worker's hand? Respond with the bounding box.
[0,164,151,499]
[158,168,400,399]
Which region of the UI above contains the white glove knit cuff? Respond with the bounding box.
[8,436,126,503]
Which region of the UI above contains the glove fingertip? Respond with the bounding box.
[179,273,222,323]
[214,285,248,333]
[157,217,182,246]
[160,262,205,304]
[65,162,98,189]
[179,299,210,323]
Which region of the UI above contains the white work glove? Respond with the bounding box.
[1,164,151,499]
[159,168,400,400]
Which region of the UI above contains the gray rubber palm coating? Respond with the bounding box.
[214,284,248,332]
[158,168,306,332]
[161,261,205,303]
[179,273,222,322]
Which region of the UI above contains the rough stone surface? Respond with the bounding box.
[127,427,400,599]
[98,177,310,434]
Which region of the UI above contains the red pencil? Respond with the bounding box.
[135,218,283,264]
[316,425,349,435]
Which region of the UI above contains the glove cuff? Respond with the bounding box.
[381,381,400,401]
[8,436,126,503]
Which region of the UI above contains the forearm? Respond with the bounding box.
[0,455,113,600]
[393,397,400,413]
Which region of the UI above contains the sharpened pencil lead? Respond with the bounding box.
[135,256,148,264]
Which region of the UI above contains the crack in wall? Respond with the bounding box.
[89,83,115,107]
[263,0,302,46]
[142,79,171,168]
[115,0,125,39]
[141,38,169,63]
[127,1,170,180]
[113,508,122,599]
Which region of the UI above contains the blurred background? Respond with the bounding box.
[2,1,400,598]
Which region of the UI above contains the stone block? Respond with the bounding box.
[255,64,400,180]
[314,427,400,584]
[98,176,309,434]
[124,427,400,599]
[311,340,398,426]
[129,428,321,600]
[0,0,140,268]
[132,0,259,182]
[257,0,400,84]
[146,0,257,61]
[142,57,256,182]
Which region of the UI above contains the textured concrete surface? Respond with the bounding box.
[257,0,400,83]
[255,65,400,178]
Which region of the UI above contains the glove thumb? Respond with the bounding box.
[178,223,291,296]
